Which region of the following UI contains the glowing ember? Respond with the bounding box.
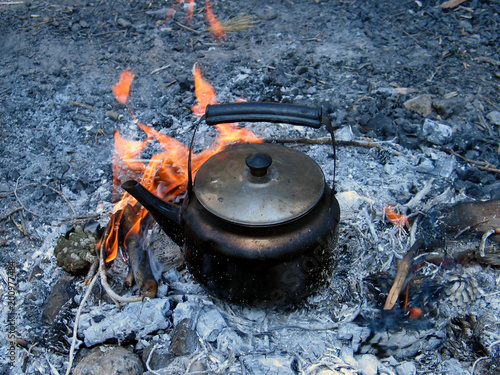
[205,0,227,41]
[101,65,261,262]
[385,204,409,229]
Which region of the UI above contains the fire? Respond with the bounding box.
[205,0,227,41]
[101,65,261,262]
[186,0,195,23]
[112,70,134,105]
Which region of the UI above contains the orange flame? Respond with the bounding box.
[186,0,195,23]
[205,0,226,41]
[104,66,261,262]
[112,70,135,105]
[191,63,217,116]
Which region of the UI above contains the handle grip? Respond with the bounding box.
[205,102,323,128]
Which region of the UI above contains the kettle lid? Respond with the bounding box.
[194,143,325,226]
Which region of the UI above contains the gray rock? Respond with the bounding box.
[169,318,198,356]
[396,361,417,375]
[356,354,379,375]
[432,97,461,118]
[241,355,297,375]
[196,308,227,342]
[73,346,144,375]
[335,125,355,142]
[142,344,173,372]
[339,347,358,368]
[437,154,457,178]
[422,119,454,145]
[80,298,170,346]
[217,327,252,356]
[415,158,435,173]
[367,114,396,138]
[486,110,500,126]
[172,301,199,326]
[257,7,278,20]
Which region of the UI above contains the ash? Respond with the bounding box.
[1,1,499,374]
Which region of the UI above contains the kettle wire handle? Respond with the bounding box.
[202,102,337,192]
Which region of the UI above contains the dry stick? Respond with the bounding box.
[174,21,201,34]
[441,148,500,174]
[6,179,99,222]
[383,238,425,311]
[98,235,143,306]
[65,272,98,375]
[405,178,435,210]
[0,206,22,222]
[68,100,96,112]
[479,229,498,257]
[145,344,161,375]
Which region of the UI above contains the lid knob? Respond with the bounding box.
[245,152,272,177]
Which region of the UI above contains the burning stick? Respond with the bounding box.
[120,204,160,298]
[98,221,143,306]
[383,239,425,311]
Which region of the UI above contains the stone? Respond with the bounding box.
[172,301,200,326]
[217,327,252,356]
[241,355,297,375]
[142,344,173,372]
[356,354,379,375]
[169,318,198,356]
[196,308,227,342]
[366,114,396,138]
[432,97,461,118]
[339,347,358,368]
[41,274,75,324]
[79,298,170,346]
[117,18,132,28]
[335,125,355,141]
[486,110,500,126]
[73,346,144,375]
[404,94,434,117]
[422,119,454,145]
[257,7,278,20]
[396,361,417,375]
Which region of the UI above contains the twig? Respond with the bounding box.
[441,148,500,173]
[0,1,24,4]
[383,238,425,310]
[479,229,498,257]
[68,100,96,112]
[476,109,494,137]
[0,87,12,95]
[14,179,76,216]
[65,273,98,375]
[474,56,500,66]
[146,344,161,375]
[98,226,143,305]
[174,21,201,34]
[151,65,171,75]
[471,339,500,375]
[405,178,435,209]
[0,206,22,222]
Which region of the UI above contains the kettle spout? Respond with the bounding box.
[122,180,184,246]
